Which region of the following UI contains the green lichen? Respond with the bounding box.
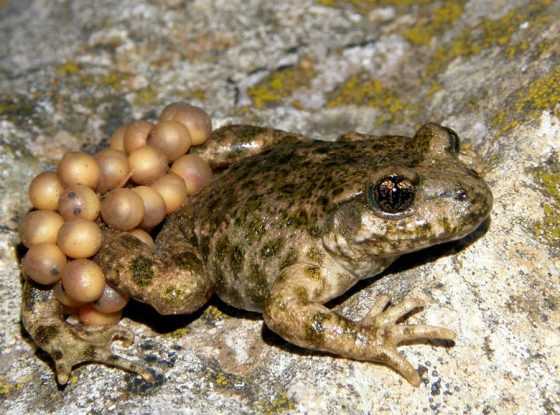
[326,73,410,125]
[403,1,464,46]
[248,60,316,108]
[533,163,560,246]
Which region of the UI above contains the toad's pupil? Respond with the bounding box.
[370,175,415,213]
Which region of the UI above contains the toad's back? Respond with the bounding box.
[183,133,424,311]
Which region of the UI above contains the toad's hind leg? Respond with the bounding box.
[21,280,153,384]
[263,264,456,386]
[22,221,213,384]
[96,220,214,316]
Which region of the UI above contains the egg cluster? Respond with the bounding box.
[21,103,213,326]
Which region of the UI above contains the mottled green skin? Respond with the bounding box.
[21,123,493,386]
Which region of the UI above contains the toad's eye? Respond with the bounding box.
[368,175,415,214]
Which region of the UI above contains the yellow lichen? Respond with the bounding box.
[256,392,296,415]
[534,167,560,245]
[134,86,158,106]
[165,326,190,340]
[56,61,81,77]
[204,305,226,320]
[403,1,464,46]
[99,71,130,90]
[492,66,560,134]
[190,89,207,102]
[0,378,13,397]
[248,59,316,109]
[427,0,553,75]
[215,372,229,386]
[316,0,433,14]
[326,73,409,125]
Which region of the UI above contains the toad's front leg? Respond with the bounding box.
[263,264,456,386]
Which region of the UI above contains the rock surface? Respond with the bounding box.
[1,0,559,413]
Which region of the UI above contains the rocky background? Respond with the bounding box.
[0,0,559,413]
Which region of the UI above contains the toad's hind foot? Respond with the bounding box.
[22,279,154,385]
[52,324,155,385]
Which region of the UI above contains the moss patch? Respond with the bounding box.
[248,59,316,109]
[131,256,155,287]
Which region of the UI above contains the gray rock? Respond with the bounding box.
[1,0,559,413]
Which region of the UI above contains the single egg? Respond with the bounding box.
[100,188,144,231]
[62,259,105,303]
[128,146,168,185]
[109,125,127,152]
[57,219,103,258]
[159,103,212,145]
[170,154,213,195]
[79,305,122,326]
[147,120,192,161]
[58,185,100,221]
[20,210,64,248]
[22,243,67,285]
[53,281,85,308]
[151,173,188,214]
[131,186,166,229]
[58,152,100,189]
[95,148,130,193]
[28,172,64,211]
[123,120,153,154]
[93,284,129,313]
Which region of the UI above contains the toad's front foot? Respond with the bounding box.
[360,296,456,386]
[264,266,456,387]
[22,280,154,385]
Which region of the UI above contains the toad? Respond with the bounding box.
[22,123,492,386]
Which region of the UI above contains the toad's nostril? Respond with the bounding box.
[455,189,468,201]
